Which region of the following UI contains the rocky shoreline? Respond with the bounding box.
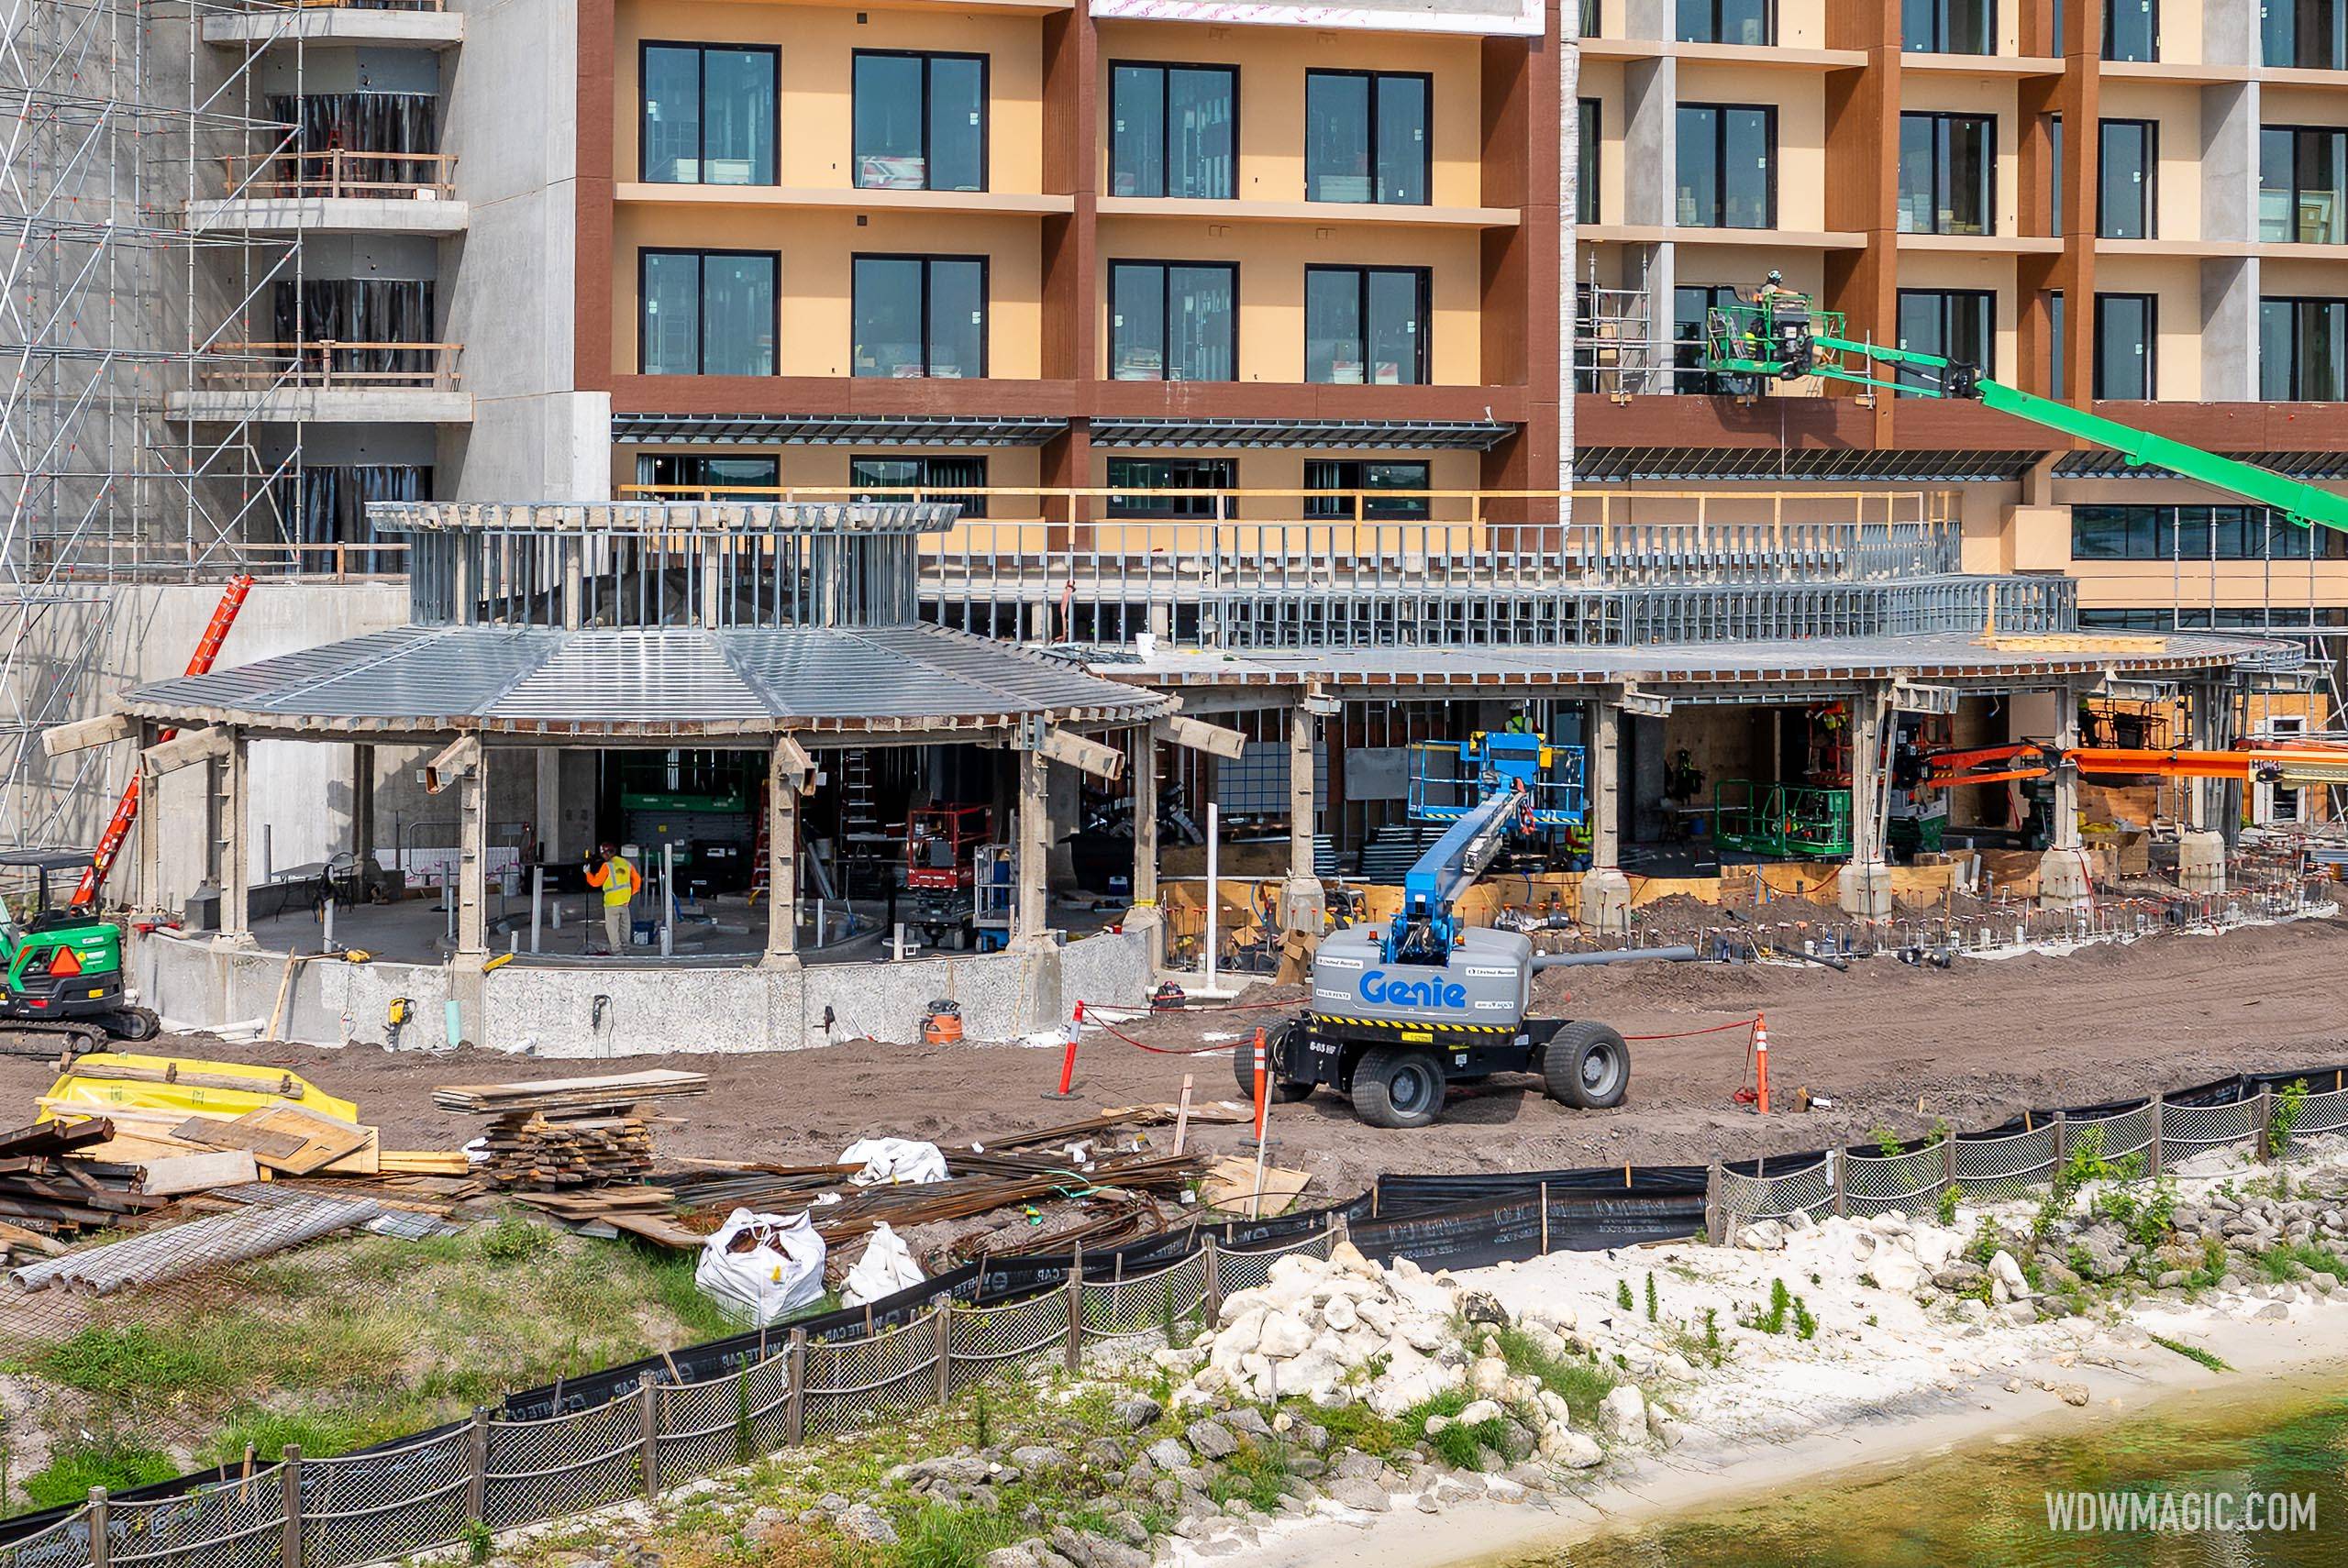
[473,1131,2348,1568]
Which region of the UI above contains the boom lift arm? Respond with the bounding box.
[1387,780,1535,966]
[1926,742,2348,791]
[1704,297,2348,536]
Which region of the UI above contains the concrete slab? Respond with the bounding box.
[201,11,466,48]
[185,197,471,235]
[168,390,473,425]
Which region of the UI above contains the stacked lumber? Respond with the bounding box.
[431,1069,708,1115]
[0,1119,170,1240]
[476,1112,657,1190]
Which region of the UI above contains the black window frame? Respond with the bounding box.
[635,452,780,499]
[1578,98,1600,223]
[1673,282,1743,394]
[849,252,991,379]
[2260,123,2348,243]
[848,454,990,518]
[1304,263,1433,385]
[1304,69,1434,206]
[2103,0,2158,61]
[1106,259,1239,383]
[1902,0,1995,53]
[1894,286,1995,392]
[1675,102,1777,229]
[2098,117,2158,239]
[1897,110,1997,236]
[1107,61,1239,200]
[2260,294,2348,400]
[1104,457,1237,519]
[2265,0,2348,70]
[637,247,780,377]
[2073,502,2345,561]
[2092,291,2157,399]
[851,49,991,193]
[638,40,781,186]
[1303,459,1433,520]
[1676,0,1777,44]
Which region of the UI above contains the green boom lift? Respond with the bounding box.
[1702,287,2348,536]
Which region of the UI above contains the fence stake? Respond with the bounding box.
[2050,1111,2066,1180]
[1331,1212,1349,1252]
[785,1330,807,1448]
[933,1302,952,1405]
[1202,1234,1222,1325]
[466,1408,488,1525]
[1539,1181,1550,1253]
[2255,1087,2276,1162]
[1831,1150,1844,1218]
[1703,1162,1722,1245]
[638,1376,659,1504]
[1065,1244,1085,1375]
[280,1445,305,1568]
[88,1489,109,1568]
[2149,1091,2165,1176]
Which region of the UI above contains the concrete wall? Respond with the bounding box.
[135,922,1158,1055]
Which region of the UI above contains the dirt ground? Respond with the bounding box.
[12,916,2348,1205]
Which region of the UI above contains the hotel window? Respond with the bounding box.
[1673,284,1743,393]
[849,456,988,517]
[1676,104,1774,228]
[1897,112,1994,235]
[1109,63,1236,199]
[1578,99,1600,224]
[1580,0,1600,35]
[1109,261,1236,381]
[1303,460,1432,520]
[1895,288,1993,392]
[2048,116,2063,237]
[636,454,779,499]
[1903,0,1993,52]
[2094,293,2155,398]
[1305,265,1429,384]
[638,250,776,376]
[852,51,987,192]
[2105,0,2157,61]
[640,43,776,185]
[2265,0,2348,68]
[2099,119,2155,238]
[2074,504,2343,559]
[851,255,986,378]
[2260,126,2347,243]
[1105,458,1235,518]
[1678,0,1773,44]
[1305,71,1430,204]
[2261,296,2348,399]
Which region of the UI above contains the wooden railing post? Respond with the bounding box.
[466,1408,488,1525]
[1064,1244,1084,1375]
[1538,1180,1551,1253]
[88,1489,110,1568]
[279,1445,305,1568]
[1201,1233,1222,1325]
[785,1330,807,1448]
[2050,1111,2066,1180]
[2255,1087,2276,1162]
[2149,1092,2165,1176]
[933,1301,951,1405]
[637,1375,659,1503]
[1831,1149,1845,1218]
[1704,1162,1723,1244]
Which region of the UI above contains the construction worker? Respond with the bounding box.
[586,842,639,955]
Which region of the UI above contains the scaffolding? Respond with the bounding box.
[0,0,308,849]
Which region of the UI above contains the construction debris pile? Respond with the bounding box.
[0,1118,163,1258]
[433,1069,708,1191]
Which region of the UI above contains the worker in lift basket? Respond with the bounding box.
[585,843,639,955]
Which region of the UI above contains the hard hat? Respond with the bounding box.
[1766,270,1784,283]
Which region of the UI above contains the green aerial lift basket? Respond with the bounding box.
[1711,781,1855,861]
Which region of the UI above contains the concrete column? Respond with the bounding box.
[1578,698,1631,929]
[1280,699,1326,936]
[1838,686,1892,919]
[762,739,802,967]
[456,745,488,956]
[560,537,584,630]
[2038,683,2093,911]
[1015,741,1050,944]
[2199,256,2261,403]
[701,538,725,628]
[2180,682,2226,894]
[353,743,378,884]
[220,728,250,941]
[135,723,162,915]
[532,748,559,864]
[1047,754,1080,890]
[1129,726,1159,922]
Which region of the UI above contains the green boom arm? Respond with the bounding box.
[1704,297,2348,535]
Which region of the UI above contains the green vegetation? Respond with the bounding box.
[1614,1279,1634,1312]
[1644,1271,1658,1323]
[2270,1079,2311,1158]
[1402,1386,1508,1470]
[887,1503,1021,1568]
[2145,1333,2232,1373]
[1935,1185,1961,1227]
[1868,1126,1905,1161]
[1207,1437,1297,1510]
[2255,1240,2348,1284]
[1492,1323,1618,1427]
[19,1437,180,1509]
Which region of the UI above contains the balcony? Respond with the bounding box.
[187,150,467,235]
[169,341,471,424]
[202,0,464,50]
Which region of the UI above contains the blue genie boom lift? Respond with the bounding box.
[1239,734,1629,1129]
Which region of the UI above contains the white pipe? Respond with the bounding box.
[660,843,675,957]
[530,867,544,954]
[1204,801,1220,991]
[321,898,334,952]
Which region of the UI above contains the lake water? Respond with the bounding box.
[1518,1379,2348,1567]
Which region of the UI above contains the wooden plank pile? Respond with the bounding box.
[432,1070,708,1193]
[0,1118,170,1246]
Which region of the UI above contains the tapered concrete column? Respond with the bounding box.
[1015,741,1050,944]
[1838,685,1892,920]
[135,722,162,914]
[1279,699,1326,936]
[1129,726,1160,923]
[762,738,802,968]
[2038,683,2092,911]
[353,744,378,881]
[1578,698,1631,929]
[220,728,251,941]
[456,746,488,956]
[2180,681,2228,893]
[559,538,584,630]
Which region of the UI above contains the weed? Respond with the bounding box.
[1401,1388,1507,1470]
[972,1387,991,1449]
[2146,1333,2232,1373]
[2066,1242,2096,1280]
[2271,1078,2310,1158]
[1614,1279,1634,1312]
[1792,1297,1818,1340]
[885,1504,1018,1568]
[1869,1125,1905,1160]
[1741,1279,1795,1336]
[2256,1241,2348,1283]
[1209,1436,1297,1508]
[1644,1271,1657,1323]
[206,1408,365,1465]
[478,1216,556,1265]
[1493,1324,1617,1426]
[20,1437,179,1510]
[1936,1185,1961,1228]
[464,1520,493,1565]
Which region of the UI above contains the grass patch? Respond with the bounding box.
[19,1437,181,1509]
[2145,1332,2232,1373]
[1207,1436,1296,1513]
[1399,1386,1508,1470]
[883,1503,1022,1568]
[2254,1241,2348,1284]
[1491,1324,1618,1427]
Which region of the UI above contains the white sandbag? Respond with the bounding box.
[839,1137,947,1186]
[842,1222,925,1307]
[693,1208,827,1326]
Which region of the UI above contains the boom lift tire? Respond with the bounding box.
[1544,1021,1630,1110]
[1350,1044,1446,1129]
[1231,1023,1313,1104]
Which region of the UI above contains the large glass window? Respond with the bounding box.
[1108,261,1237,381]
[636,454,778,499]
[2104,0,2157,60]
[2094,293,2155,398]
[641,44,777,185]
[638,249,776,376]
[849,456,988,517]
[1305,265,1429,384]
[1677,0,1774,44]
[1109,63,1236,199]
[2099,118,2155,238]
[2048,115,2063,237]
[1895,288,1993,392]
[2261,126,2348,243]
[853,51,987,192]
[1305,72,1430,204]
[2265,0,2348,68]
[1674,283,1742,393]
[1898,112,1994,235]
[2074,503,2344,559]
[1304,460,1431,520]
[851,255,986,378]
[1676,104,1775,227]
[1105,458,1236,518]
[2048,288,2066,399]
[1903,0,1994,52]
[2261,296,2348,399]
[1578,99,1600,224]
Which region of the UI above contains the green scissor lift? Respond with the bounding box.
[1711,781,1854,860]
